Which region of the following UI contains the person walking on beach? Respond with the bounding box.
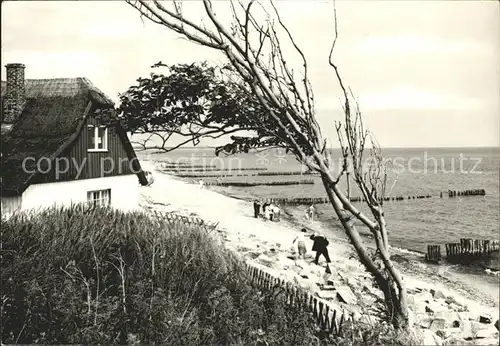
[310,233,331,265]
[269,200,276,221]
[253,199,261,218]
[304,208,310,222]
[308,204,315,222]
[262,199,270,220]
[292,228,309,259]
[272,203,281,222]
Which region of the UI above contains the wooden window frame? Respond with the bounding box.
[87,125,108,152]
[87,189,111,207]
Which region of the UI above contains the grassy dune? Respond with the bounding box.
[1,205,417,345]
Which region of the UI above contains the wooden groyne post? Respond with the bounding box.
[425,245,442,263]
[448,189,486,198]
[445,238,499,264]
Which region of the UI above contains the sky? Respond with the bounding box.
[1,0,499,148]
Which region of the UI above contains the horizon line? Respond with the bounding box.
[136,145,500,150]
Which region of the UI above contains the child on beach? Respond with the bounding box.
[269,201,276,221]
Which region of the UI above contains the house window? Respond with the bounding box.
[87,125,108,152]
[87,189,111,207]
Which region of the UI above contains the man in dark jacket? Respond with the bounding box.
[310,233,331,264]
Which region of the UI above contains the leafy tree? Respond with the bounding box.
[117,62,284,154]
[124,0,409,329]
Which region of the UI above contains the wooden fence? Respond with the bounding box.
[424,245,442,263]
[445,239,499,264]
[152,210,350,336]
[425,239,499,264]
[153,210,219,233]
[245,263,349,336]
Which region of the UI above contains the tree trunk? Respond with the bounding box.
[320,174,408,329]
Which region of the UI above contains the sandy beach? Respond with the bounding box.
[139,160,499,345]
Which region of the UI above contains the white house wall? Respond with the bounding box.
[20,174,140,212]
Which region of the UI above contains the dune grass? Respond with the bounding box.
[0,205,325,345]
[1,205,420,345]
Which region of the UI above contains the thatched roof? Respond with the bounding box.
[1,78,147,195]
[1,78,114,106]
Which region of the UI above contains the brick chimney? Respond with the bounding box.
[2,63,26,123]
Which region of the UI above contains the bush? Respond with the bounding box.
[1,205,324,345]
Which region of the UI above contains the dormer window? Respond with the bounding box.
[87,125,108,152]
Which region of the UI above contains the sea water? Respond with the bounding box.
[140,146,500,303]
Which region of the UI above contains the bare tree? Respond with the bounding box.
[125,0,408,328]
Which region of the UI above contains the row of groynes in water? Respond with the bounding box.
[249,190,488,205]
[159,163,488,201]
[448,189,485,197]
[268,195,434,205]
[425,239,500,264]
[204,179,315,187]
[171,172,317,178]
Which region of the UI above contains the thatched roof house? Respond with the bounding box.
[1,63,149,214]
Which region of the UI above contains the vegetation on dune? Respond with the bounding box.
[1,205,420,345]
[0,205,320,345]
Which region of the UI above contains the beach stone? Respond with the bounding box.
[479,314,492,324]
[435,310,461,328]
[431,289,446,300]
[412,302,427,315]
[475,337,500,346]
[346,276,359,288]
[461,321,491,340]
[316,290,336,300]
[436,328,462,340]
[442,335,470,346]
[426,302,448,316]
[256,254,274,267]
[419,317,434,329]
[429,318,447,332]
[445,295,459,305]
[456,312,470,320]
[247,251,261,259]
[415,291,433,303]
[336,286,356,304]
[408,288,422,295]
[474,325,499,340]
[422,329,444,346]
